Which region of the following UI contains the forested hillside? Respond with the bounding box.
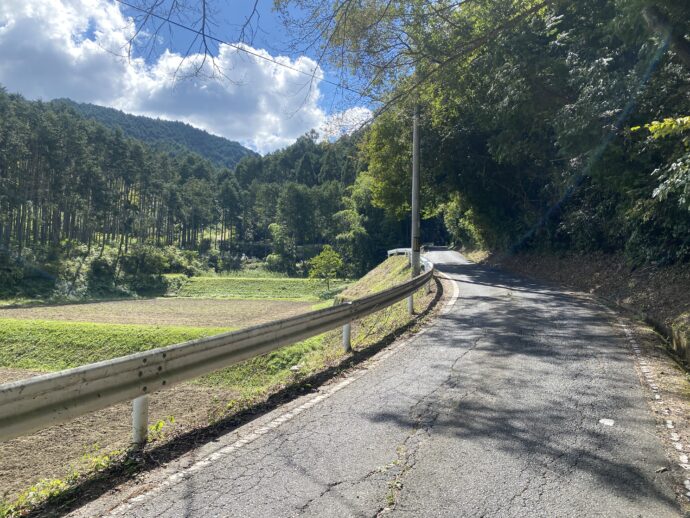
[2,0,689,301]
[0,88,410,298]
[53,99,256,169]
[297,0,690,266]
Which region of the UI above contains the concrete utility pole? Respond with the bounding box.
[408,105,421,315]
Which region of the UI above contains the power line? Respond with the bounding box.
[113,0,374,99]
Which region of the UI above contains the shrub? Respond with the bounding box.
[86,250,119,295]
[0,252,24,296]
[308,245,343,290]
[120,245,170,295]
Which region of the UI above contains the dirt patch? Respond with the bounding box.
[0,298,313,328]
[0,368,42,385]
[0,381,238,501]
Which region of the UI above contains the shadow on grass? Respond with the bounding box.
[24,279,444,517]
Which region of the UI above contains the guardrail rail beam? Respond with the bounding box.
[0,255,434,443]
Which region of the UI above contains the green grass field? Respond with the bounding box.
[0,259,412,376]
[198,335,331,398]
[0,317,331,403]
[172,276,349,301]
[0,314,334,400]
[0,319,233,372]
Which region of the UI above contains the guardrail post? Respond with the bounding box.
[343,322,352,353]
[132,395,150,446]
[407,294,414,315]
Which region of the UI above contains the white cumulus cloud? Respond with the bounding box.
[0,0,367,153]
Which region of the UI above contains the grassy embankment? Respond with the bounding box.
[0,256,436,516]
[200,255,433,395]
[0,319,233,372]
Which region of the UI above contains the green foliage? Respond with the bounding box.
[0,243,211,299]
[119,245,170,295]
[86,255,118,295]
[0,443,131,517]
[266,223,298,274]
[0,478,69,518]
[0,88,370,301]
[211,265,288,278]
[334,172,411,277]
[0,252,34,297]
[634,116,690,209]
[147,416,176,443]
[633,116,690,139]
[83,446,126,472]
[352,0,690,265]
[308,245,344,290]
[442,195,485,250]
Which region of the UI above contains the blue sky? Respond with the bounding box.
[121,1,353,110]
[0,0,371,153]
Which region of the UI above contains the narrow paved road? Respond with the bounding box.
[106,250,679,517]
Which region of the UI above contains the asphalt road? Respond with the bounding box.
[104,249,679,517]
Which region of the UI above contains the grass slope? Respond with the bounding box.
[339,255,410,300]
[173,276,349,301]
[0,319,233,372]
[196,256,427,396]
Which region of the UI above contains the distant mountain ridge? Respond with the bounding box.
[52,99,257,169]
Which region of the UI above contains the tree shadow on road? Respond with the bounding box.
[367,260,680,514]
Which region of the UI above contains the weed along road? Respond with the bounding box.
[84,249,680,517]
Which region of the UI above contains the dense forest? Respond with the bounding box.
[54,99,256,170]
[0,89,410,297]
[342,0,690,265]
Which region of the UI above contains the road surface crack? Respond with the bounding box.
[376,338,481,515]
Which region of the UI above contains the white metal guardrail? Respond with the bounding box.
[0,255,434,444]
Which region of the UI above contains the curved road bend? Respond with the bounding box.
[102,249,679,517]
